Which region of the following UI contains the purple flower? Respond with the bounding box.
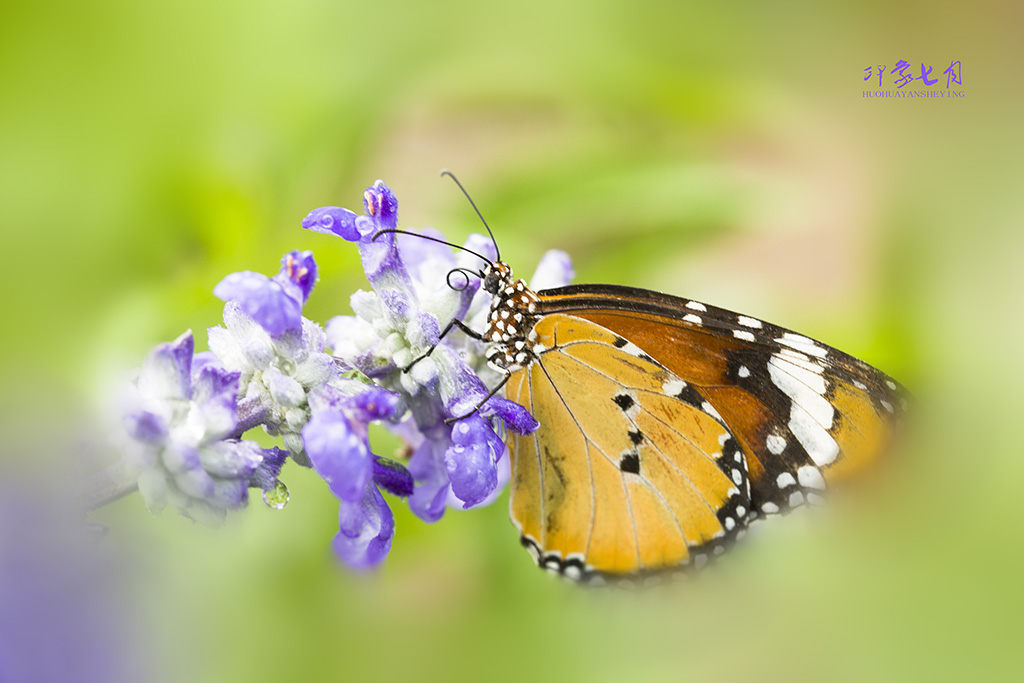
[303,380,412,568]
[334,486,394,568]
[304,410,372,502]
[102,177,577,575]
[306,180,569,531]
[445,414,505,508]
[208,253,336,460]
[120,330,287,524]
[528,249,574,291]
[214,250,317,339]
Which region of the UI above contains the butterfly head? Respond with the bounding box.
[482,261,513,295]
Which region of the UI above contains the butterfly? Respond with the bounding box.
[384,172,908,584]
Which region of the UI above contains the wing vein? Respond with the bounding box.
[533,357,599,564]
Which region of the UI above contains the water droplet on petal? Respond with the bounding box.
[262,480,289,509]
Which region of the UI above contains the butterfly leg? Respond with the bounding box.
[402,317,484,373]
[444,371,511,425]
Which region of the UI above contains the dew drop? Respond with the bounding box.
[262,480,289,509]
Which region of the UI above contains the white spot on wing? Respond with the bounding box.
[776,333,828,359]
[769,354,827,395]
[685,301,707,312]
[777,349,825,375]
[776,472,796,488]
[761,502,779,514]
[738,365,751,378]
[621,342,645,357]
[797,465,826,490]
[738,315,762,328]
[733,330,756,342]
[768,353,839,467]
[766,434,787,455]
[702,401,722,421]
[683,313,702,325]
[788,401,840,467]
[662,379,687,395]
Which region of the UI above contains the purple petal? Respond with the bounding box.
[441,354,492,416]
[333,486,394,568]
[406,436,451,523]
[363,180,398,232]
[175,466,215,500]
[248,446,288,491]
[406,311,440,349]
[210,478,249,509]
[214,271,302,338]
[191,351,220,377]
[462,233,498,266]
[483,395,540,435]
[350,387,402,422]
[396,228,455,273]
[162,442,201,474]
[307,382,400,426]
[125,410,167,444]
[372,456,414,497]
[303,411,372,503]
[445,442,497,509]
[441,354,537,435]
[192,364,240,407]
[274,250,318,304]
[139,330,194,401]
[358,231,413,292]
[445,414,501,508]
[529,249,575,291]
[199,440,263,479]
[302,206,360,241]
[190,365,241,438]
[449,448,509,509]
[379,289,414,328]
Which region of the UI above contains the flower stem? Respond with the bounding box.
[77,458,137,510]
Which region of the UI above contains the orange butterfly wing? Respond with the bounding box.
[532,284,907,518]
[505,313,751,581]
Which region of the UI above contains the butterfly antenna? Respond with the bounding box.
[440,169,501,263]
[371,229,493,267]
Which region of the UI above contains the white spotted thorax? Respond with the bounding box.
[481,262,541,372]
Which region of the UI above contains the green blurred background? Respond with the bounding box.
[2,1,1022,682]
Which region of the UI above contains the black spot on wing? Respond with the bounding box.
[612,336,628,348]
[628,429,644,445]
[619,452,640,474]
[613,393,634,411]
